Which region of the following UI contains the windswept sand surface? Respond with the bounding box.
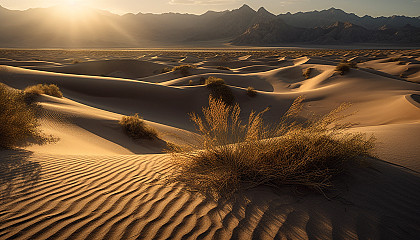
[0,49,419,239]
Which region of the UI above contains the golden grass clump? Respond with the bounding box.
[303,67,313,79]
[246,86,257,97]
[119,114,158,140]
[167,96,375,200]
[24,84,63,98]
[173,65,197,76]
[0,83,50,149]
[161,67,173,73]
[387,57,400,62]
[204,76,235,105]
[335,61,356,75]
[216,66,231,71]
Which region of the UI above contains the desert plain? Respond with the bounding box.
[0,48,419,239]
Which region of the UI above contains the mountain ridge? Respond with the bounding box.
[0,4,419,48]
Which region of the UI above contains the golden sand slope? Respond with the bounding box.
[0,152,419,240]
[0,50,420,239]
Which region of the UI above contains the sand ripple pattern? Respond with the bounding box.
[0,153,419,240]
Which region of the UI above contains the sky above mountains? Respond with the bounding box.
[0,0,419,17]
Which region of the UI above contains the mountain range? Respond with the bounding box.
[0,4,419,48]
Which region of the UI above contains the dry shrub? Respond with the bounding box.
[387,57,400,62]
[216,66,231,71]
[120,114,158,140]
[161,67,173,73]
[303,67,313,79]
[173,65,196,76]
[205,76,235,105]
[335,63,352,75]
[0,83,51,149]
[24,84,63,98]
[167,96,375,200]
[246,86,257,97]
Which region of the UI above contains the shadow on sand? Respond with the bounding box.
[0,150,42,202]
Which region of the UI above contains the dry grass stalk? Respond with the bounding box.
[246,87,257,97]
[24,84,63,98]
[0,83,53,149]
[205,76,235,105]
[167,96,375,200]
[120,114,158,140]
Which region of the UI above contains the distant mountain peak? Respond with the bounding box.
[238,4,255,12]
[257,7,268,13]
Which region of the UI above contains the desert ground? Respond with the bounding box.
[0,48,419,239]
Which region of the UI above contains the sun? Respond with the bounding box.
[55,0,88,18]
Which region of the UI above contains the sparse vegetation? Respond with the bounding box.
[216,66,231,71]
[0,83,50,149]
[335,62,353,75]
[204,76,235,105]
[161,67,173,73]
[24,84,63,98]
[303,67,313,79]
[387,57,401,62]
[246,86,257,97]
[119,114,158,140]
[168,96,375,200]
[71,59,81,64]
[173,65,197,76]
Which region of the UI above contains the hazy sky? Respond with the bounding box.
[0,0,419,17]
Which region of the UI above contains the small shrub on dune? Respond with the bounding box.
[246,86,257,97]
[120,114,158,140]
[167,96,375,200]
[24,84,63,98]
[161,67,173,73]
[205,76,235,105]
[0,83,50,149]
[303,67,313,79]
[340,59,358,68]
[387,57,400,62]
[216,66,231,71]
[335,63,352,75]
[173,65,196,76]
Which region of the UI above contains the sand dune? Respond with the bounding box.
[0,152,419,240]
[31,59,169,79]
[0,49,419,239]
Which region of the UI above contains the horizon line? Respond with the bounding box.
[1,3,419,18]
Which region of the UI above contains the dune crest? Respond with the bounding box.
[1,49,419,239]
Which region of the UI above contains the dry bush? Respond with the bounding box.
[173,65,197,76]
[216,66,231,71]
[387,57,400,62]
[205,76,235,105]
[161,67,173,73]
[24,84,63,98]
[303,67,313,79]
[71,59,80,64]
[120,114,158,140]
[167,96,375,200]
[0,83,51,149]
[246,86,257,97]
[335,63,352,75]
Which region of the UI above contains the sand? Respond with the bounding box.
[0,49,419,239]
